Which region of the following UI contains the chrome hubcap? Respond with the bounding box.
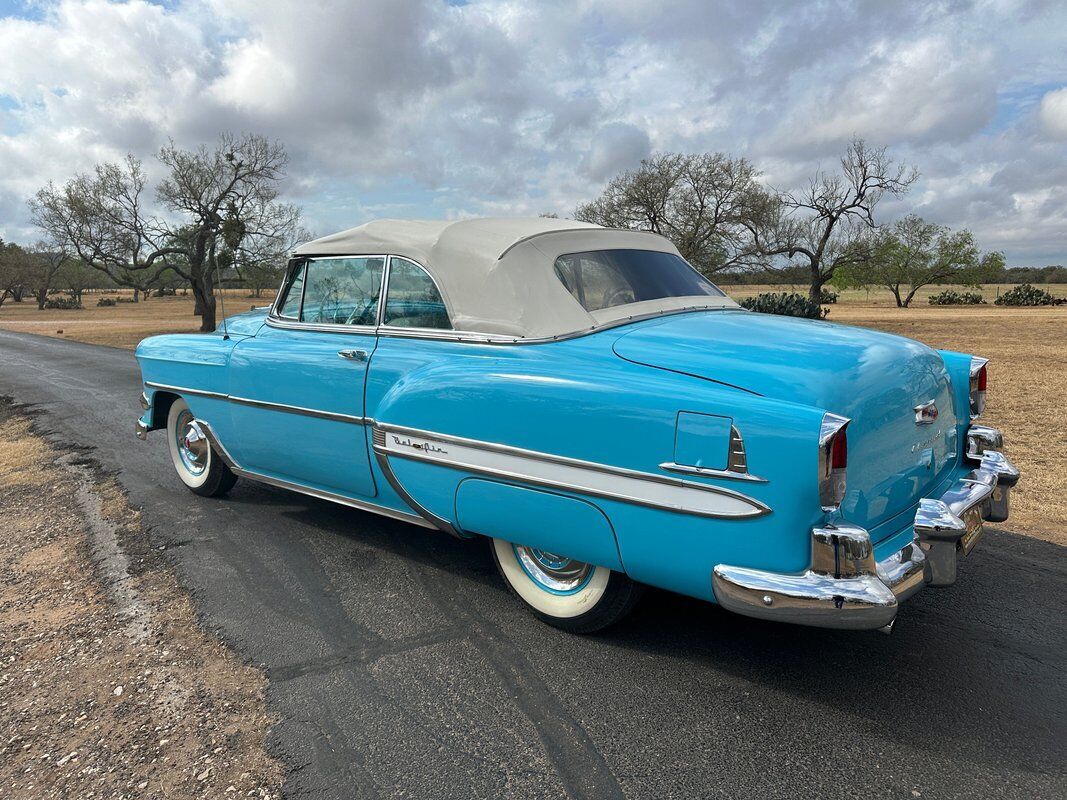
[176,412,208,475]
[513,545,594,594]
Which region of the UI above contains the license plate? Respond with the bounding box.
[960,506,984,554]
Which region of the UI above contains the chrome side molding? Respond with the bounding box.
[372,421,771,520]
[658,462,768,483]
[371,428,466,538]
[144,382,368,426]
[192,419,434,530]
[659,424,768,484]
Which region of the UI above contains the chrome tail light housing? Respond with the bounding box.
[819,413,849,511]
[969,357,988,418]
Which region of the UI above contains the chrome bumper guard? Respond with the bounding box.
[135,392,151,440]
[712,431,1019,631]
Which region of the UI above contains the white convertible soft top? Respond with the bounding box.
[292,217,737,339]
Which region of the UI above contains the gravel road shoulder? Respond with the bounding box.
[0,400,282,799]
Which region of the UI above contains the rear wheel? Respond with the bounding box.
[166,398,238,497]
[490,538,643,633]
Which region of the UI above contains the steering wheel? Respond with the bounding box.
[602,286,636,308]
[344,300,377,326]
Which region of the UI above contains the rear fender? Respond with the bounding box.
[367,335,827,601]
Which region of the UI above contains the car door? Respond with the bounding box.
[226,255,385,498]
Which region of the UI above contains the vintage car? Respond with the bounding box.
[135,218,1020,633]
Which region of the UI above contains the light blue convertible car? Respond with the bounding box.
[135,218,1019,633]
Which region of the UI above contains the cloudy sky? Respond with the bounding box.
[1,0,1066,265]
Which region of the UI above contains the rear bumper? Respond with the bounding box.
[712,436,1019,631]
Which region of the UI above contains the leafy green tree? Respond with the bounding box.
[0,240,35,308]
[836,215,1003,307]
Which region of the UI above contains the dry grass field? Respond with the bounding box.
[0,284,1064,541]
[0,290,273,350]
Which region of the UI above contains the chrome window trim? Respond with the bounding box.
[144,381,368,425]
[270,254,389,331]
[265,303,738,344]
[272,258,308,320]
[195,419,433,529]
[372,421,770,519]
[381,255,454,331]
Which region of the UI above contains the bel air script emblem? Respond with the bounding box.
[391,434,448,455]
[914,399,939,425]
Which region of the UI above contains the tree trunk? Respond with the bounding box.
[133,287,140,302]
[12,285,24,302]
[889,285,904,307]
[902,286,920,308]
[202,294,217,332]
[808,268,826,303]
[191,277,217,332]
[36,286,48,310]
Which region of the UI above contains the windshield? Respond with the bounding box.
[553,249,725,312]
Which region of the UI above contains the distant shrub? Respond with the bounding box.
[994,284,1062,306]
[739,292,829,319]
[817,289,838,304]
[116,296,137,304]
[97,297,117,307]
[44,296,83,310]
[153,287,176,297]
[928,290,986,306]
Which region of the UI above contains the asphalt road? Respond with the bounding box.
[1,329,1065,800]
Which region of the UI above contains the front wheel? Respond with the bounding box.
[490,538,643,633]
[166,398,238,497]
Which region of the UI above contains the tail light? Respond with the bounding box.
[819,413,849,511]
[969,357,988,418]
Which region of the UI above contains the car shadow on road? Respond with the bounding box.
[605,527,1067,775]
[215,481,1067,779]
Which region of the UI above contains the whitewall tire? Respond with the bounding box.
[166,398,237,497]
[490,538,643,633]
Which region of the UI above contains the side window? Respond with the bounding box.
[383,258,451,329]
[277,262,306,318]
[299,257,385,326]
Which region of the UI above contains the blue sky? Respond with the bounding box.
[2,0,1066,265]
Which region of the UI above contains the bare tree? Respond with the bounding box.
[753,138,918,301]
[838,215,1005,307]
[575,153,767,274]
[30,156,177,305]
[31,133,300,331]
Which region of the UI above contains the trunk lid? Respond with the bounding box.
[613,310,960,537]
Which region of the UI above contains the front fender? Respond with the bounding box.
[136,333,243,431]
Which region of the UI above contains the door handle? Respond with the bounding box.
[338,349,368,362]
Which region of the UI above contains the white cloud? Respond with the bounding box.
[0,0,1066,265]
[1038,86,1067,140]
